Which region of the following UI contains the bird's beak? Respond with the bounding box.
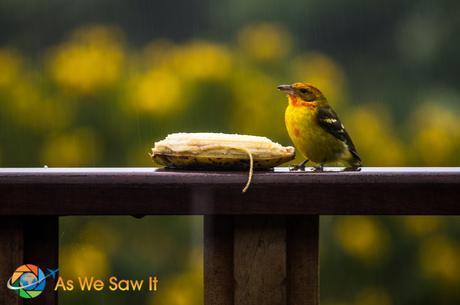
[277,84,294,94]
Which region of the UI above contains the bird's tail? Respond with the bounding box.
[345,156,362,169]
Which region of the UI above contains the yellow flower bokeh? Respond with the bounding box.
[403,216,442,237]
[129,68,184,115]
[419,236,460,284]
[291,52,346,106]
[78,222,120,256]
[4,78,73,131]
[335,216,390,263]
[0,48,22,87]
[347,105,406,166]
[230,69,285,138]
[237,23,292,61]
[153,247,203,305]
[48,25,124,94]
[41,129,101,166]
[60,243,109,279]
[173,41,232,80]
[410,104,460,165]
[354,287,392,305]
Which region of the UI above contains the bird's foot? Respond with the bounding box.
[313,165,324,172]
[289,159,309,171]
[343,166,361,172]
[289,164,306,171]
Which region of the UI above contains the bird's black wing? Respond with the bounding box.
[316,106,361,162]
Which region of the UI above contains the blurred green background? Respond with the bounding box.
[0,0,460,304]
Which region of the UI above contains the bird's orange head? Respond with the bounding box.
[277,82,327,106]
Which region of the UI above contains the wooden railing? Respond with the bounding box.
[0,167,459,305]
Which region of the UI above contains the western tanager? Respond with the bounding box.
[278,82,361,171]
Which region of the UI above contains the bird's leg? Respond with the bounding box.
[313,164,324,172]
[289,159,309,171]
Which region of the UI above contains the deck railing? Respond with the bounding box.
[1,167,459,305]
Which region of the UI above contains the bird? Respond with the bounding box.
[277,82,361,171]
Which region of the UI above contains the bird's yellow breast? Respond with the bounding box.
[285,100,348,164]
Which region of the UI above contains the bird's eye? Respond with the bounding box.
[299,88,309,94]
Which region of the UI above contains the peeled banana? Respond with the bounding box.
[151,132,295,170]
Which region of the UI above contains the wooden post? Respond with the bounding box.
[287,216,319,305]
[0,217,58,305]
[204,216,234,305]
[204,215,319,305]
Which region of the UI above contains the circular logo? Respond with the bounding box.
[7,264,46,298]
